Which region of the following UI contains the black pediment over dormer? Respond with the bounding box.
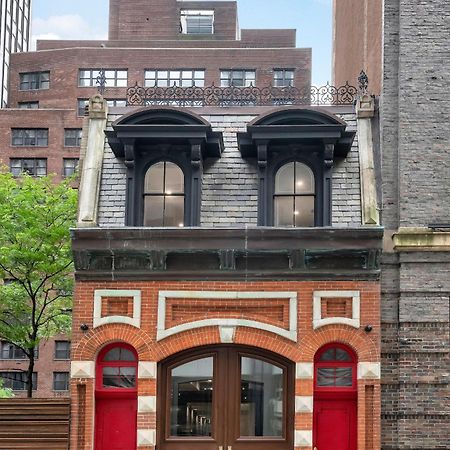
[106,106,224,161]
[238,107,356,159]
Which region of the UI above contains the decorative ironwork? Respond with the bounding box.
[358,70,369,94]
[96,69,107,95]
[126,82,359,107]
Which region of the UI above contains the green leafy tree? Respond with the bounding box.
[0,379,13,398]
[0,171,77,397]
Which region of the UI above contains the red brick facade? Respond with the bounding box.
[70,280,381,450]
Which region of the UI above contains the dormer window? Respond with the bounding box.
[180,10,214,35]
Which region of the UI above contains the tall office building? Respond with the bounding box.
[0,0,31,107]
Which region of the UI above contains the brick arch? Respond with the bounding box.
[73,324,154,361]
[298,325,378,362]
[151,326,301,362]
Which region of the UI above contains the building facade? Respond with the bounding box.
[0,0,31,107]
[332,0,382,95]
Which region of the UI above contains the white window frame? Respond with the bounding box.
[180,10,214,35]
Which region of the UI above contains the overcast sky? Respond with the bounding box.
[31,0,332,85]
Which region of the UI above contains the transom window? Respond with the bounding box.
[273,69,295,87]
[97,344,138,391]
[10,158,47,177]
[180,10,214,35]
[78,69,128,87]
[315,345,356,389]
[144,69,205,87]
[144,161,185,227]
[64,129,82,147]
[11,128,48,147]
[274,162,315,227]
[220,70,256,87]
[19,71,49,90]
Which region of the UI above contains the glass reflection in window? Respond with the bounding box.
[240,357,284,437]
[170,357,213,437]
[144,161,184,227]
[317,367,353,387]
[102,366,136,388]
[274,162,315,227]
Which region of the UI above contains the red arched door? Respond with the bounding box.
[95,343,138,450]
[158,345,294,450]
[313,344,357,450]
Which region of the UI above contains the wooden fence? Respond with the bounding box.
[0,399,70,449]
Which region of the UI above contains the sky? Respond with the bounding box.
[31,0,332,86]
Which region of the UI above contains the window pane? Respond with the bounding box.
[170,357,213,437]
[164,196,184,227]
[294,196,315,227]
[336,348,352,361]
[165,162,184,194]
[119,348,136,361]
[319,348,335,361]
[103,347,120,361]
[144,196,164,226]
[317,368,335,387]
[335,367,353,386]
[145,162,165,193]
[274,197,294,227]
[275,162,295,194]
[295,162,314,193]
[240,357,283,437]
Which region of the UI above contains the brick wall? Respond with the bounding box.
[70,279,381,450]
[0,335,70,398]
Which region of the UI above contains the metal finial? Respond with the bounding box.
[358,70,369,94]
[96,69,107,95]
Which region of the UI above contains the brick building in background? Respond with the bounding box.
[0,0,32,107]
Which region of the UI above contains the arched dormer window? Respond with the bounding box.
[106,107,223,226]
[144,161,185,227]
[238,107,356,227]
[274,161,315,227]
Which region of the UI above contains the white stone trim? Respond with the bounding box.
[219,326,236,343]
[296,363,314,379]
[138,396,156,413]
[294,430,312,447]
[138,361,157,379]
[137,429,156,446]
[295,396,313,413]
[70,361,95,379]
[358,362,381,380]
[157,290,297,342]
[93,289,141,329]
[313,290,360,329]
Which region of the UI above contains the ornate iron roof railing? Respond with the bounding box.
[126,82,360,107]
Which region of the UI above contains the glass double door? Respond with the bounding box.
[159,346,294,450]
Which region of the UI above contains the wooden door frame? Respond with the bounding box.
[157,345,294,450]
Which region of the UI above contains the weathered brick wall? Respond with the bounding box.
[381,1,450,448]
[98,110,362,227]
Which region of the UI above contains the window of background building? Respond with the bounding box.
[180,10,214,34]
[54,341,71,360]
[220,70,256,87]
[19,71,49,90]
[78,98,127,116]
[273,69,295,87]
[64,129,82,147]
[10,158,47,177]
[11,128,48,147]
[144,70,205,87]
[53,372,69,391]
[274,162,315,227]
[63,158,79,178]
[144,161,185,227]
[0,372,37,391]
[18,101,39,109]
[0,341,38,359]
[78,69,128,87]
